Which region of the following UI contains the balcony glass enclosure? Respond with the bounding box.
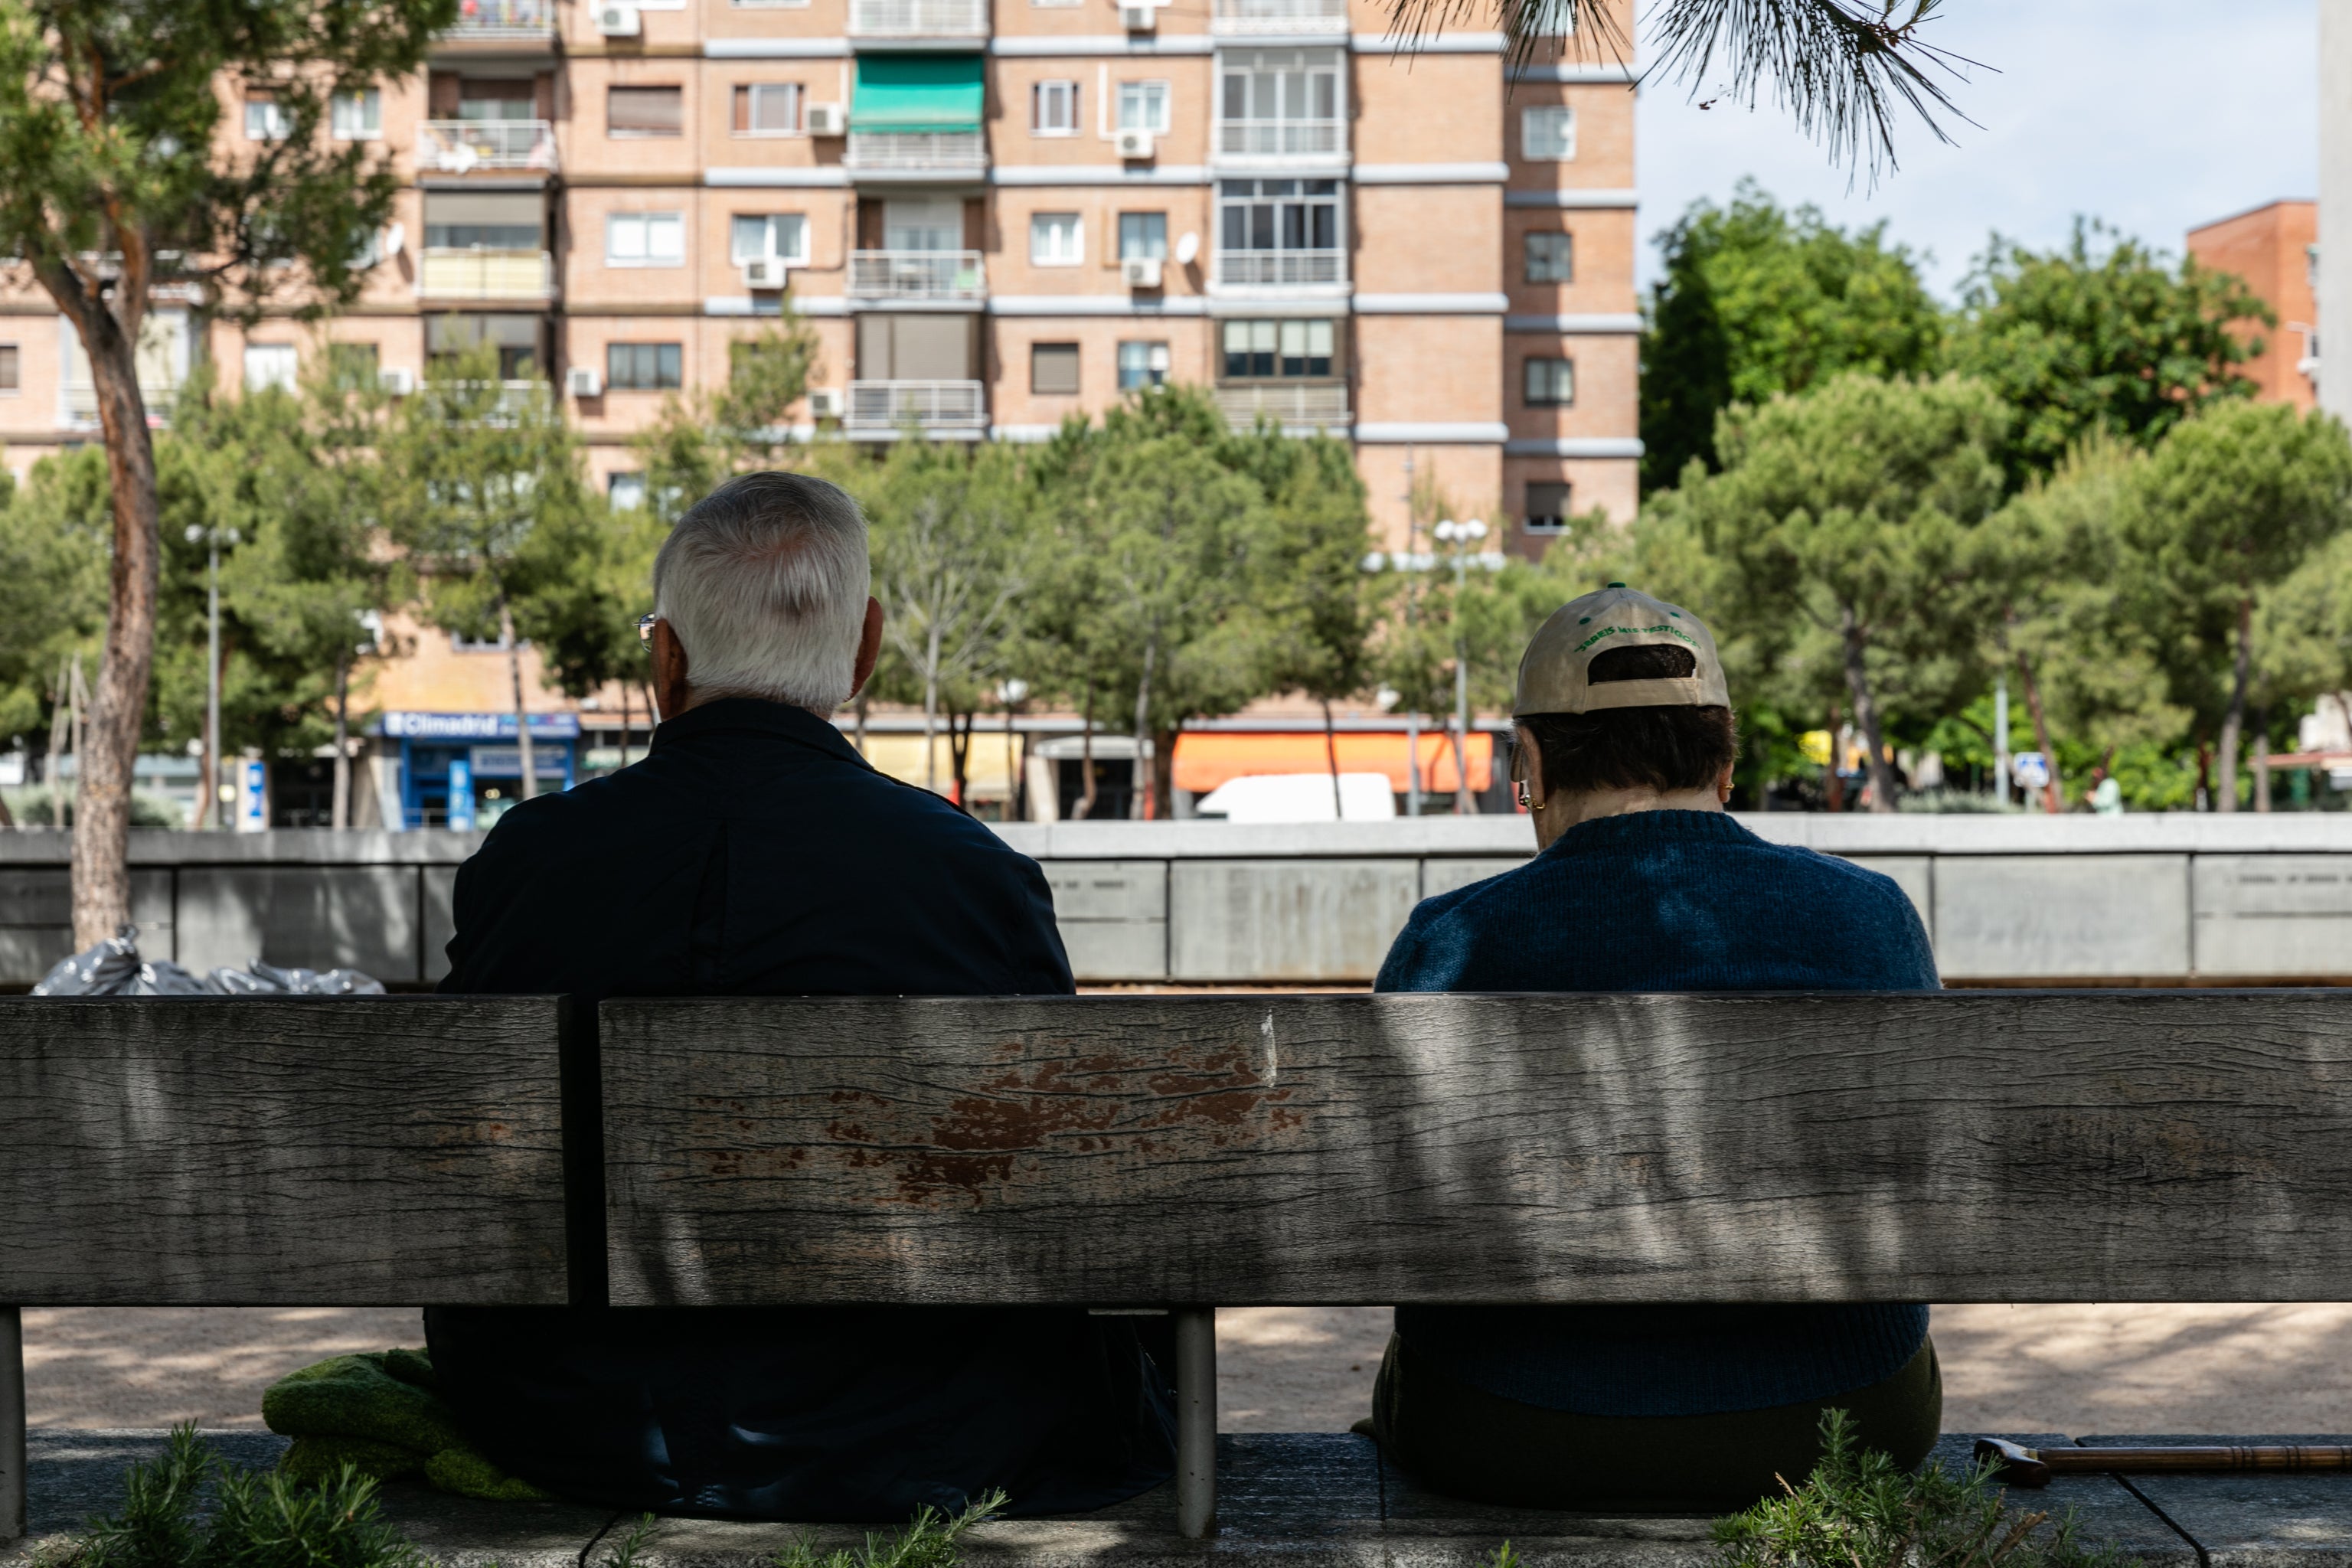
[1217,47,1343,156]
[1215,178,1342,285]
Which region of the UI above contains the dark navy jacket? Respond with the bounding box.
[427,698,1174,1521]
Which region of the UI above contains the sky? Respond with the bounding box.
[1632,0,2320,299]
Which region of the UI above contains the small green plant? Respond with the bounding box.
[770,1489,1007,1568]
[602,1514,658,1568]
[1711,1411,2138,1568]
[71,1426,423,1568]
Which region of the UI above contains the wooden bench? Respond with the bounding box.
[11,990,2352,1555]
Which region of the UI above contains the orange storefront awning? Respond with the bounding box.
[1171,731,1493,794]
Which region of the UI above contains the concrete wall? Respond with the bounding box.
[11,815,2352,986]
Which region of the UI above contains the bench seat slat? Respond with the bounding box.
[601,991,2352,1306]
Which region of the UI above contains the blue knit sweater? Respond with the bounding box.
[1376,808,1941,1417]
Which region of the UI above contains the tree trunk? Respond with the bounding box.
[2017,652,2060,815]
[2217,595,2252,814]
[619,681,633,769]
[1824,699,1844,813]
[1132,635,1158,820]
[1079,684,1099,821]
[2256,705,2272,813]
[1838,609,1899,814]
[949,706,972,811]
[2196,739,2213,812]
[1152,726,1178,822]
[922,624,942,793]
[55,283,161,947]
[331,649,352,830]
[501,594,537,803]
[68,657,87,826]
[1322,697,1343,818]
[45,661,67,829]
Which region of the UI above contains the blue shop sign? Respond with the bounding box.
[379,710,582,741]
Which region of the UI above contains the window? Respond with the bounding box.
[0,344,19,394]
[1119,212,1168,260]
[1031,343,1080,395]
[1118,341,1169,390]
[730,214,810,266]
[328,343,380,390]
[424,190,544,250]
[1521,106,1576,160]
[607,341,683,390]
[1525,230,1573,283]
[458,81,534,120]
[609,86,684,137]
[1030,212,1083,266]
[1032,80,1078,136]
[1524,481,1571,534]
[609,472,649,510]
[1217,178,1341,283]
[1118,80,1171,132]
[1219,48,1341,153]
[330,89,381,139]
[243,344,299,394]
[244,93,290,141]
[1524,356,1573,405]
[606,212,684,266]
[733,83,802,135]
[1222,318,1333,378]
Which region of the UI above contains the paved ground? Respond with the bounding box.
[24,1303,2352,1434]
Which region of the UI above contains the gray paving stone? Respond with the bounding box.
[1927,1435,2195,1566]
[2079,1434,2352,1568]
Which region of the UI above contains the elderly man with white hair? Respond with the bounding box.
[426,472,1174,1522]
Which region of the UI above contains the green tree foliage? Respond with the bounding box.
[0,0,452,939]
[1951,220,2272,485]
[1648,373,2009,812]
[0,449,106,747]
[1640,182,1943,491]
[632,315,825,520]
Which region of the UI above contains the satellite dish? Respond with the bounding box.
[381,222,406,258]
[1174,230,1199,266]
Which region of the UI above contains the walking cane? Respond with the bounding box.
[1978,1437,2352,1488]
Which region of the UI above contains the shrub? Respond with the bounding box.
[64,1426,422,1568]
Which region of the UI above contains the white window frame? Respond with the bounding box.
[1119,211,1168,260]
[738,82,803,136]
[1032,80,1079,136]
[609,472,649,510]
[730,213,811,266]
[1117,80,1171,133]
[1524,230,1573,283]
[1030,211,1083,266]
[243,343,299,394]
[1521,105,1576,161]
[1117,340,1170,390]
[330,88,381,141]
[606,211,685,268]
[1523,354,1574,406]
[244,96,291,141]
[1524,480,1571,535]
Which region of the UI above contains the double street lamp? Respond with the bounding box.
[1364,518,1501,815]
[185,524,241,831]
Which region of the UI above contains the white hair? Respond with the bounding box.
[652,471,871,714]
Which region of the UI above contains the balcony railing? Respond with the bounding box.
[418,248,555,300]
[440,0,556,39]
[1213,0,1348,30]
[844,131,988,174]
[1217,118,1344,156]
[417,119,557,175]
[848,0,987,32]
[846,380,988,433]
[1213,249,1345,286]
[1215,381,1349,430]
[848,250,986,303]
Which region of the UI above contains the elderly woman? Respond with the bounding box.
[1369,583,1942,1514]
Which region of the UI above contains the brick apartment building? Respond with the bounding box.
[2187,198,2318,411]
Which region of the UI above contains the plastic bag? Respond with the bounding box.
[32,926,385,997]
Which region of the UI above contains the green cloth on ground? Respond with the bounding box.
[263,1349,549,1503]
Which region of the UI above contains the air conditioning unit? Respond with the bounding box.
[1114,127,1156,159]
[1119,2,1156,28]
[377,367,415,396]
[595,2,641,34]
[1121,255,1164,289]
[805,102,848,136]
[806,387,844,419]
[566,365,603,397]
[743,256,789,289]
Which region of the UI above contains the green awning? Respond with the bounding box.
[851,54,984,133]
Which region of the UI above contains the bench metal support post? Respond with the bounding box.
[2,1305,24,1544]
[1174,1306,1215,1540]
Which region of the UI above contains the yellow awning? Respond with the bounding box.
[855,732,1018,795]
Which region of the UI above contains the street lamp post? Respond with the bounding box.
[1432,518,1488,814]
[185,524,240,830]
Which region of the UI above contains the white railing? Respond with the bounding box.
[1215,381,1349,430]
[417,249,555,300]
[1213,249,1344,286]
[416,119,557,174]
[848,250,986,302]
[844,131,988,172]
[440,0,556,38]
[1217,118,1343,155]
[1213,0,1348,30]
[848,0,987,31]
[846,380,988,431]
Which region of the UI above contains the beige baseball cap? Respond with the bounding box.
[1512,582,1731,716]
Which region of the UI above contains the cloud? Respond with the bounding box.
[1633,0,2319,297]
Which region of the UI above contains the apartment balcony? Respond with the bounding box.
[848,0,988,37]
[1215,381,1349,431]
[1212,249,1346,287]
[845,379,988,436]
[416,120,557,176]
[1211,0,1348,32]
[1217,118,1344,157]
[848,250,986,305]
[430,379,555,426]
[436,0,556,47]
[844,131,988,179]
[417,248,556,302]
